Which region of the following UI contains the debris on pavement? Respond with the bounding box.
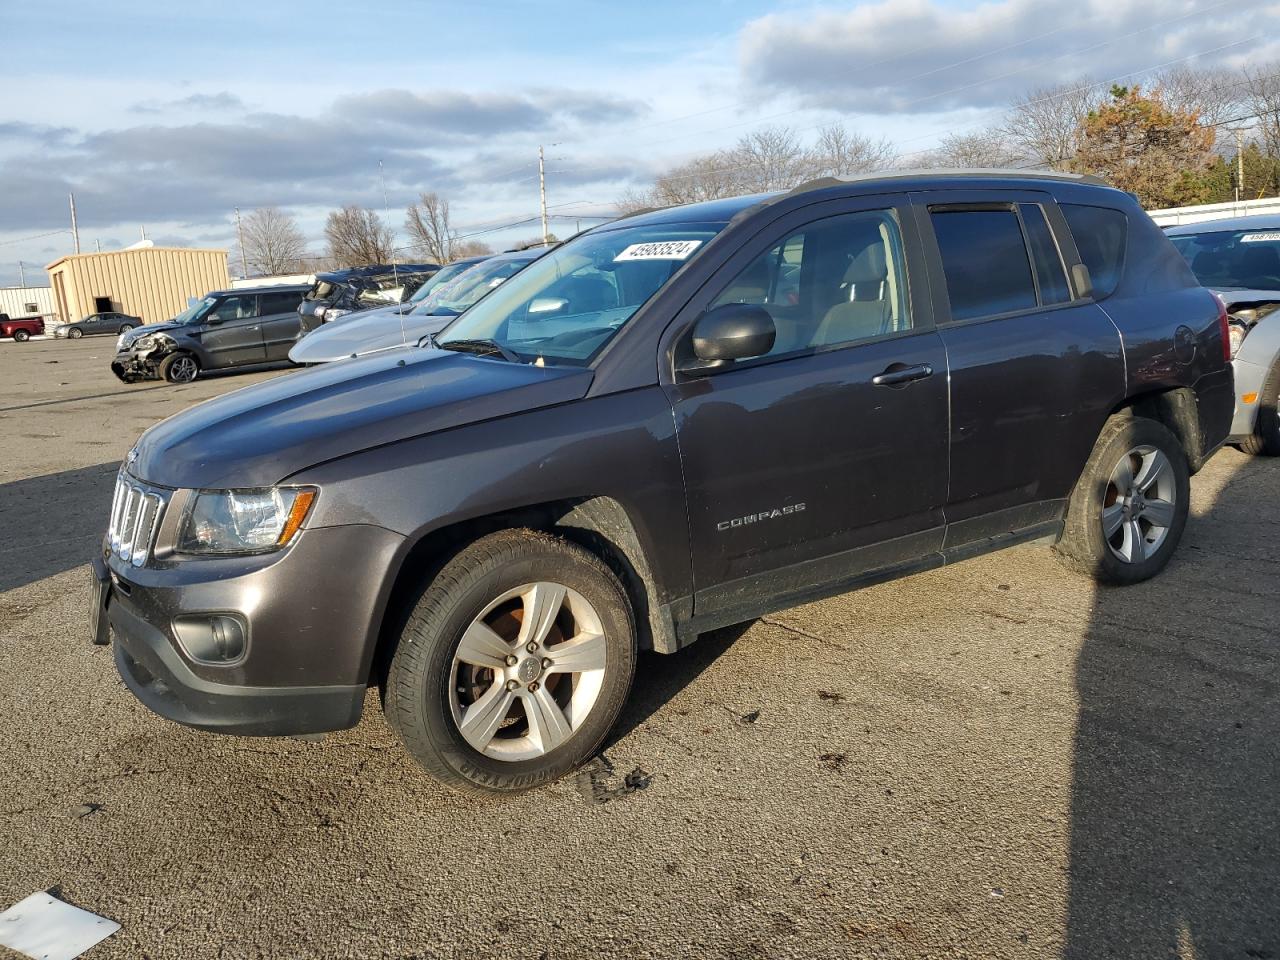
[0,890,120,960]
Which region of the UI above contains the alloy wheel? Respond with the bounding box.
[449,581,607,761]
[170,356,198,382]
[1102,444,1177,564]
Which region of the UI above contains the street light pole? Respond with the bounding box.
[69,193,80,254]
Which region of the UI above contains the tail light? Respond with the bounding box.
[1213,293,1231,361]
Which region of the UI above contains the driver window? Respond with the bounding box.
[211,295,258,321]
[708,209,911,358]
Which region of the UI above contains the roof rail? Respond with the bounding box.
[784,167,1111,199]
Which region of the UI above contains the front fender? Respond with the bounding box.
[285,386,692,651]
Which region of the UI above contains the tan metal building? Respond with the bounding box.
[45,247,230,325]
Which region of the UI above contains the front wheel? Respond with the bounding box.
[158,352,199,383]
[385,529,636,794]
[1055,415,1190,585]
[12,329,29,342]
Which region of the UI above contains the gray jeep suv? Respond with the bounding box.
[111,284,309,383]
[90,171,1233,794]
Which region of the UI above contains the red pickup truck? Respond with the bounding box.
[0,313,44,342]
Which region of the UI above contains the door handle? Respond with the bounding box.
[872,363,933,387]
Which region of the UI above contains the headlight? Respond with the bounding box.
[132,334,156,350]
[324,309,349,323]
[1228,319,1250,358]
[176,487,317,555]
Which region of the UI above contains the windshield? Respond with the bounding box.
[173,296,216,325]
[406,260,479,305]
[1170,228,1280,290]
[436,222,725,364]
[411,257,532,318]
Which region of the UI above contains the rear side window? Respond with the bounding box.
[1062,204,1127,299]
[1019,204,1071,305]
[260,290,303,314]
[930,209,1037,321]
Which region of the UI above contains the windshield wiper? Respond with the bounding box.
[436,338,521,363]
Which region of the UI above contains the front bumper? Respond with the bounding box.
[95,520,406,736]
[110,349,158,382]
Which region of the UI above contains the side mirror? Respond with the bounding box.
[679,303,776,374]
[205,313,223,325]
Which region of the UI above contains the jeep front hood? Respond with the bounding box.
[130,349,592,489]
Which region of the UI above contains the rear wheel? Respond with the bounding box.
[1237,356,1280,456]
[118,324,136,335]
[12,329,29,342]
[385,529,636,794]
[68,327,83,339]
[159,352,199,383]
[1055,415,1190,585]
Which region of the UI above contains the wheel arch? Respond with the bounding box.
[366,494,676,690]
[1109,386,1209,473]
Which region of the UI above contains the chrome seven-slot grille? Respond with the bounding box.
[108,473,167,567]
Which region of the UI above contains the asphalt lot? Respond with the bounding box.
[1,336,1277,959]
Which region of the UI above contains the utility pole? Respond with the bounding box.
[234,207,248,278]
[17,261,24,287]
[95,239,102,253]
[68,193,80,254]
[1236,127,1245,209]
[539,145,549,245]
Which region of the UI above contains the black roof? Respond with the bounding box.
[611,169,1117,229]
[315,263,438,283]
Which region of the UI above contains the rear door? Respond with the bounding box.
[199,294,266,367]
[913,190,1125,547]
[663,196,950,620]
[258,289,307,360]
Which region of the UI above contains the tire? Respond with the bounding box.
[118,324,136,335]
[1055,415,1190,585]
[1237,357,1280,456]
[68,327,83,339]
[385,529,636,795]
[158,352,199,383]
[12,329,29,342]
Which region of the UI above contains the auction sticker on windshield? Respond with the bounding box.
[614,240,703,261]
[1241,232,1280,243]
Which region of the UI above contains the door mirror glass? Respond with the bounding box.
[689,303,776,366]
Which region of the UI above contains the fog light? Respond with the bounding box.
[173,614,247,664]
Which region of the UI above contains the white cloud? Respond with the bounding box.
[738,0,1277,113]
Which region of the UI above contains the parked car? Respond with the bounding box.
[91,171,1232,795]
[1167,214,1280,455]
[53,311,140,339]
[296,264,438,335]
[110,284,309,383]
[289,251,539,364]
[0,313,44,342]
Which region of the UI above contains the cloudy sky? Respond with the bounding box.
[0,0,1274,287]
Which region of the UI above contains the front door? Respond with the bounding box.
[662,198,950,620]
[199,294,266,367]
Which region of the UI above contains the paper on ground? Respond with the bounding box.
[0,892,120,960]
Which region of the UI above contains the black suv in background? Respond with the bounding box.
[92,171,1232,795]
[296,264,438,334]
[111,284,309,383]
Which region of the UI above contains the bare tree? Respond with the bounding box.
[405,192,455,263]
[917,128,1022,168]
[324,206,395,268]
[1154,65,1244,130]
[1243,63,1280,162]
[450,239,494,259]
[235,207,307,276]
[1003,80,1105,168]
[805,124,897,177]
